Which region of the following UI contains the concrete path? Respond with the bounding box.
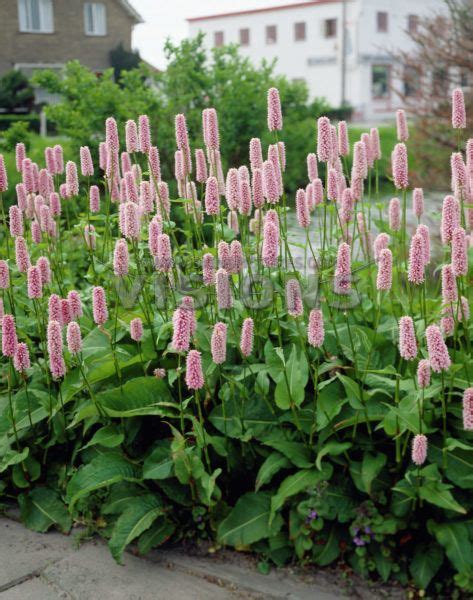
[0,517,402,599]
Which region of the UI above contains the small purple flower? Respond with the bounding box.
[353,536,366,547]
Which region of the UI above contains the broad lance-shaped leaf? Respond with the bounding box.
[109,495,164,563]
[18,487,71,533]
[316,441,351,471]
[427,521,473,577]
[142,442,173,480]
[418,479,466,514]
[410,543,444,590]
[270,465,333,521]
[0,447,29,473]
[255,452,291,491]
[66,452,139,509]
[274,345,308,409]
[217,492,283,548]
[138,519,176,555]
[82,424,124,450]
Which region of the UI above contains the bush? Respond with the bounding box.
[0,86,471,597]
[1,121,31,153]
[0,70,35,112]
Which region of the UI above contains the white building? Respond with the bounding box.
[188,0,443,122]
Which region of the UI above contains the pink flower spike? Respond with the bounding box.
[92,286,108,326]
[334,242,351,295]
[67,321,82,355]
[252,168,264,209]
[249,138,263,173]
[463,388,473,431]
[16,143,26,173]
[389,198,401,231]
[225,168,240,210]
[130,317,143,342]
[230,240,243,273]
[308,309,324,348]
[396,109,409,142]
[296,189,310,228]
[399,316,417,360]
[113,239,129,277]
[156,234,173,273]
[307,153,318,182]
[2,314,18,357]
[84,224,96,250]
[370,128,381,161]
[80,146,94,177]
[171,307,191,352]
[185,350,204,390]
[441,265,458,304]
[89,185,100,213]
[286,279,303,317]
[262,160,279,204]
[262,220,279,268]
[0,155,7,192]
[452,227,468,277]
[452,88,466,129]
[126,120,138,153]
[376,248,393,291]
[203,108,220,150]
[15,236,30,273]
[211,322,227,364]
[240,317,254,357]
[317,116,332,163]
[327,168,338,201]
[426,324,451,372]
[412,434,427,466]
[392,143,408,189]
[27,266,42,299]
[54,144,64,174]
[205,176,220,216]
[416,224,431,265]
[216,268,233,310]
[48,294,61,322]
[0,261,10,289]
[267,87,283,131]
[9,205,23,237]
[47,319,66,379]
[68,290,83,319]
[408,234,425,285]
[60,299,71,326]
[338,121,349,157]
[195,149,208,183]
[202,253,215,286]
[14,342,30,372]
[441,195,460,245]
[138,115,151,154]
[412,188,424,219]
[239,179,252,216]
[66,161,79,197]
[417,359,431,389]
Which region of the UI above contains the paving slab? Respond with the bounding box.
[42,541,238,600]
[0,518,72,591]
[0,578,65,600]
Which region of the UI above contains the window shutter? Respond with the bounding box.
[18,0,28,31]
[40,0,54,33]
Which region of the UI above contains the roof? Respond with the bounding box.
[118,0,144,24]
[187,0,341,23]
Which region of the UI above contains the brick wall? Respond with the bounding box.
[0,0,136,75]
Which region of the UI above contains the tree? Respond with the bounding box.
[110,43,142,81]
[394,0,473,187]
[0,70,35,112]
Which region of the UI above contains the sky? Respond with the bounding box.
[130,0,305,69]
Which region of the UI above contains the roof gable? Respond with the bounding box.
[117,0,144,23]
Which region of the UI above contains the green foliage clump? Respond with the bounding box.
[0,70,35,112]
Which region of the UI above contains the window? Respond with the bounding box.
[84,3,107,36]
[324,19,337,38]
[407,14,419,34]
[294,22,306,41]
[404,65,421,97]
[239,28,250,46]
[18,0,54,33]
[214,31,224,47]
[266,25,277,44]
[432,68,448,96]
[377,12,388,32]
[371,65,390,98]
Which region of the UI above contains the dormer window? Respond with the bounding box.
[84,2,107,36]
[18,0,54,33]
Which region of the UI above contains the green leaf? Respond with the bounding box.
[82,425,124,449]
[410,543,444,590]
[0,447,29,473]
[349,452,387,495]
[261,433,313,468]
[312,526,341,566]
[142,442,173,480]
[337,373,364,409]
[427,521,473,577]
[419,478,466,514]
[66,452,139,509]
[428,440,473,489]
[271,466,333,518]
[218,492,282,548]
[19,487,71,533]
[137,519,175,555]
[274,345,308,409]
[255,452,291,491]
[315,441,351,470]
[109,495,164,563]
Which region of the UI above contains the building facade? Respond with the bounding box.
[0,0,142,78]
[188,0,443,122]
